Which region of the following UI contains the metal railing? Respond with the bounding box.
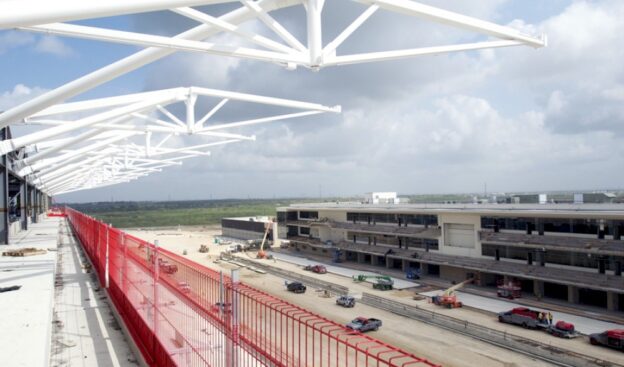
[65,207,439,367]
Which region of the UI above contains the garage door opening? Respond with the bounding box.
[544,282,568,301]
[579,288,607,308]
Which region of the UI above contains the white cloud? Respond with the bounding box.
[0,84,48,111]
[34,36,75,57]
[0,31,35,54]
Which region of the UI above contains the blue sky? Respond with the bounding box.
[1,0,623,202]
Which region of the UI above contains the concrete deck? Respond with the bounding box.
[0,218,58,367]
[0,217,137,367]
[272,252,419,289]
[419,290,623,335]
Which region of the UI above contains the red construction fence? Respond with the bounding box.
[64,207,439,367]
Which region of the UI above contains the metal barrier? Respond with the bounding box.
[65,207,439,367]
[359,293,605,367]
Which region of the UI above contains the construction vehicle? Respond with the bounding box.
[345,317,382,332]
[304,264,327,274]
[256,221,272,259]
[405,267,420,280]
[547,321,579,338]
[498,307,549,329]
[497,279,521,299]
[285,281,306,294]
[336,295,356,308]
[589,329,624,351]
[431,278,473,308]
[352,275,394,291]
[198,244,209,253]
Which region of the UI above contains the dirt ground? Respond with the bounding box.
[126,227,624,367]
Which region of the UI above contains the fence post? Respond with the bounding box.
[105,223,110,289]
[230,269,240,367]
[120,231,126,293]
[153,239,159,355]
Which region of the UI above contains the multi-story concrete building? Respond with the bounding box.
[277,203,624,313]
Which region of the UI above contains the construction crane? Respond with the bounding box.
[431,278,474,309]
[256,221,273,259]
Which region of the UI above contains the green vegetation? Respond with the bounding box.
[66,199,326,228]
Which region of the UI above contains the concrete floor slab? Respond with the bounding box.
[50,219,138,367]
[0,218,59,367]
[272,252,419,289]
[419,290,622,335]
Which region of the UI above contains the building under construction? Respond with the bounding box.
[278,200,624,313]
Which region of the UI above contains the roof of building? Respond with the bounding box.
[278,203,624,218]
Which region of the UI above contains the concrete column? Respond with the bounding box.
[356,252,365,264]
[402,259,409,272]
[539,249,546,266]
[371,255,378,266]
[607,291,619,312]
[420,262,429,275]
[0,130,8,244]
[533,280,544,299]
[19,180,27,230]
[373,237,377,246]
[385,256,392,269]
[614,223,621,240]
[567,286,579,304]
[537,219,544,235]
[368,237,371,245]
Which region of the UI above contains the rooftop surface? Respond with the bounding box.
[279,202,624,217]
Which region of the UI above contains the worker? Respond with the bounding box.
[538,312,544,322]
[547,312,553,325]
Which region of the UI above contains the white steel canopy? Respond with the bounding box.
[0,0,546,196]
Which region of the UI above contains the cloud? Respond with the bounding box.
[0,84,48,111]
[34,36,75,57]
[0,31,35,54]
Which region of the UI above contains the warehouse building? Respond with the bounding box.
[277,201,624,312]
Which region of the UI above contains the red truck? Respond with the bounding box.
[590,329,624,351]
[304,264,327,274]
[498,307,549,329]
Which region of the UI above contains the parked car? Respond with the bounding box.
[345,317,382,332]
[547,321,578,338]
[285,281,306,294]
[177,281,192,294]
[336,295,356,308]
[304,264,327,274]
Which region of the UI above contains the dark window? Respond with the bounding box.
[299,226,310,235]
[299,211,318,219]
[287,211,298,221]
[277,211,287,223]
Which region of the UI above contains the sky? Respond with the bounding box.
[1,0,623,202]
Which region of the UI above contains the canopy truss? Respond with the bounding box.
[0,0,546,197]
[6,87,339,195]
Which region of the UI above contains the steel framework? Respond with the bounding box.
[0,0,545,197]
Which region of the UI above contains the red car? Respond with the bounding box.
[304,265,327,274]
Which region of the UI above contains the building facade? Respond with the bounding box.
[277,203,624,312]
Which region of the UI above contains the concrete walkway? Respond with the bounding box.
[50,219,137,367]
[0,218,59,367]
[420,290,623,335]
[272,252,419,289]
[0,217,138,367]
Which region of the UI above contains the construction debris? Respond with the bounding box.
[199,244,209,253]
[2,248,47,257]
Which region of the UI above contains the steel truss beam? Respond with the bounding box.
[7,86,338,195]
[0,0,545,198]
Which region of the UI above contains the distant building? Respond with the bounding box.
[277,202,624,313]
[575,192,616,204]
[364,192,399,204]
[221,216,275,242]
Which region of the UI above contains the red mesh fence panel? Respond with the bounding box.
[64,207,439,367]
